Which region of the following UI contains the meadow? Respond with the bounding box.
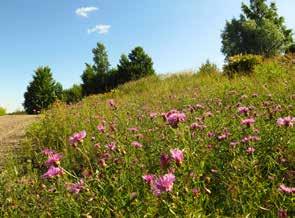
[0,57,294,217]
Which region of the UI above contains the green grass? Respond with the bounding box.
[0,59,294,217]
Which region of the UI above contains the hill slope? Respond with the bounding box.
[0,60,294,217]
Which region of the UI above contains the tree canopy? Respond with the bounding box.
[221,0,293,58]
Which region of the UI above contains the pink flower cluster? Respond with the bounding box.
[67,179,84,194]
[241,118,255,127]
[69,130,86,146]
[170,149,184,165]
[238,106,250,115]
[41,148,63,179]
[278,184,295,194]
[164,110,186,127]
[143,173,176,196]
[277,116,295,127]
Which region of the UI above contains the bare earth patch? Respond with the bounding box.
[0,115,38,167]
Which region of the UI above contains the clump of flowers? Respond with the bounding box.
[246,147,255,155]
[163,110,186,127]
[67,179,84,194]
[241,118,255,127]
[45,153,63,167]
[69,130,86,146]
[277,116,295,127]
[42,166,63,179]
[170,148,184,165]
[238,106,250,115]
[278,184,295,194]
[160,154,170,168]
[106,142,116,151]
[131,141,143,148]
[97,124,105,133]
[143,173,176,196]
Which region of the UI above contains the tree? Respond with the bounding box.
[0,107,6,116]
[221,0,293,58]
[63,84,83,104]
[197,60,220,75]
[81,43,110,95]
[24,66,62,114]
[117,47,155,83]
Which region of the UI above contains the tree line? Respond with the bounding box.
[23,0,294,114]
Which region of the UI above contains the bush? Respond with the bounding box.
[63,84,83,104]
[223,54,263,77]
[197,60,220,76]
[0,107,6,116]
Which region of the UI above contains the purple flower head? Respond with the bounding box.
[69,130,86,146]
[108,99,116,108]
[278,184,295,194]
[238,106,250,115]
[46,153,62,167]
[97,124,105,133]
[170,148,184,165]
[67,179,84,194]
[246,147,255,155]
[42,148,56,156]
[241,118,255,127]
[42,166,63,179]
[190,123,206,131]
[164,110,186,127]
[160,153,170,168]
[131,141,143,148]
[142,174,155,185]
[218,130,230,140]
[277,116,295,127]
[151,173,176,196]
[278,209,288,218]
[106,142,116,151]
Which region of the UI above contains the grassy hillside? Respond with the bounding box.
[0,59,294,217]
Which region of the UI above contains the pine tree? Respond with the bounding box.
[23,66,62,114]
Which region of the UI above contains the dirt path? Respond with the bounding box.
[0,115,38,166]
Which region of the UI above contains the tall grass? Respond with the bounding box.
[0,59,294,217]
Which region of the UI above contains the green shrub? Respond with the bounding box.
[63,84,83,104]
[0,107,6,116]
[223,54,263,77]
[197,60,220,76]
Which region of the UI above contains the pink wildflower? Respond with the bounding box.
[149,112,158,119]
[278,209,288,218]
[192,188,200,197]
[42,148,56,156]
[152,173,176,196]
[278,184,295,194]
[42,166,63,179]
[142,174,155,185]
[131,141,143,148]
[242,135,260,143]
[107,142,116,151]
[218,130,230,140]
[246,147,255,155]
[67,179,84,194]
[238,106,250,115]
[160,154,170,168]
[170,148,184,165]
[241,118,255,127]
[69,130,86,146]
[108,99,116,108]
[277,116,295,127]
[190,123,206,130]
[128,127,139,132]
[97,124,105,133]
[164,110,186,127]
[45,153,62,167]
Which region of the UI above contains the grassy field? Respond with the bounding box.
[0,58,294,217]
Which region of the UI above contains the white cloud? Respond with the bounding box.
[75,7,98,17]
[87,25,111,34]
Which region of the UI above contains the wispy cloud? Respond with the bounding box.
[75,7,98,17]
[87,25,111,34]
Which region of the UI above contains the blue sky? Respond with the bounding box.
[0,0,294,112]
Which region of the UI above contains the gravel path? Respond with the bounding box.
[0,115,38,166]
